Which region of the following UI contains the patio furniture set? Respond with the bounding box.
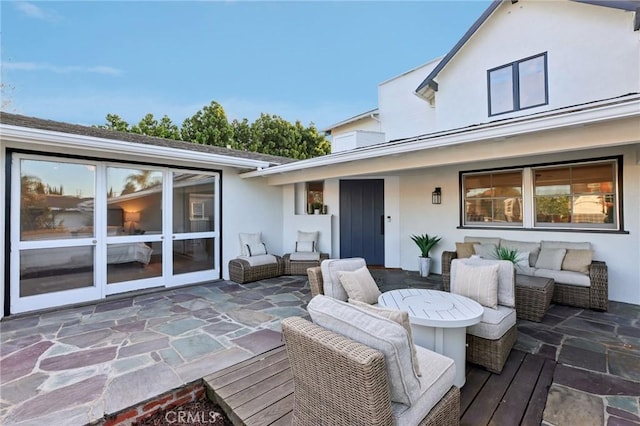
[228,231,608,424]
[228,231,328,283]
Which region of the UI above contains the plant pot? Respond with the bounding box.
[419,257,431,277]
[314,209,320,215]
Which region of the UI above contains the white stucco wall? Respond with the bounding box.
[378,58,440,141]
[0,141,5,319]
[221,170,283,279]
[434,0,640,131]
[398,145,640,305]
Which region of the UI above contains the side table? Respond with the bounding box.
[515,275,554,322]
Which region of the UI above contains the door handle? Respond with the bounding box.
[380,215,384,235]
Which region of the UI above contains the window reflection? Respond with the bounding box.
[107,167,163,235]
[20,159,95,241]
[173,173,215,234]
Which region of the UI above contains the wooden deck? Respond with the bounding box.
[204,345,555,426]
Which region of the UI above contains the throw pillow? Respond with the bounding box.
[295,241,315,253]
[515,251,531,271]
[455,242,475,259]
[239,232,262,256]
[297,230,319,252]
[246,242,267,256]
[561,249,593,274]
[350,300,421,377]
[473,243,497,260]
[453,262,499,309]
[535,248,567,271]
[337,266,381,305]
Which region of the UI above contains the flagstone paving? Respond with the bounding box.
[0,275,309,425]
[0,270,638,426]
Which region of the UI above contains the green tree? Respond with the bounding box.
[100,114,130,132]
[181,101,232,147]
[131,113,180,139]
[230,118,252,150]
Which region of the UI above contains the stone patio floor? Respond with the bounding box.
[0,270,638,425]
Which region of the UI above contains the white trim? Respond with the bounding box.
[0,125,271,170]
[244,95,640,178]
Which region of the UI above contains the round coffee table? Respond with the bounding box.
[378,288,483,387]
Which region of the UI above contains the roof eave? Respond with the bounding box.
[0,124,272,170]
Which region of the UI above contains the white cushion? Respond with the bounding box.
[515,251,531,272]
[337,266,381,305]
[289,252,321,261]
[534,268,591,287]
[320,258,367,301]
[451,258,515,308]
[391,345,455,424]
[467,305,516,340]
[297,230,319,252]
[561,249,593,274]
[239,232,262,256]
[473,243,497,259]
[541,240,591,251]
[450,261,499,309]
[535,248,566,271]
[350,300,421,377]
[500,239,541,267]
[307,295,420,406]
[246,242,267,256]
[295,241,315,252]
[236,254,278,267]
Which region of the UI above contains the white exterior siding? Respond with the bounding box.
[434,0,640,131]
[397,145,640,305]
[378,59,440,141]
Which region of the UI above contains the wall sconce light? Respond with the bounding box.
[432,187,442,205]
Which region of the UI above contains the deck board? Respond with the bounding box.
[205,344,555,426]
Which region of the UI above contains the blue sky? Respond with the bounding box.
[2,1,491,131]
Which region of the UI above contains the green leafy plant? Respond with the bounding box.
[494,246,521,264]
[410,234,442,258]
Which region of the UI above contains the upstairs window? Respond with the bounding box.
[488,53,548,116]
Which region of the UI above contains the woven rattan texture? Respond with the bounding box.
[466,324,517,374]
[228,256,283,284]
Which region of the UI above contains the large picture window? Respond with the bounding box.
[488,53,548,116]
[462,159,620,231]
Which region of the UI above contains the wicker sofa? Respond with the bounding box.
[442,237,608,311]
[228,255,283,284]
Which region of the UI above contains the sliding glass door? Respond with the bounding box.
[10,153,220,314]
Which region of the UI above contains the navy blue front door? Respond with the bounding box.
[339,179,385,266]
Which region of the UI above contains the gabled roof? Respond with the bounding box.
[0,112,296,167]
[323,108,379,135]
[415,0,640,99]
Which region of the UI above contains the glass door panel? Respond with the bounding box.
[105,166,164,294]
[169,172,219,285]
[12,156,100,313]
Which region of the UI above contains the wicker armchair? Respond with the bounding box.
[450,258,517,374]
[442,250,608,311]
[228,255,283,284]
[282,316,460,426]
[283,253,329,275]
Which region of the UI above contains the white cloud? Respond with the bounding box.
[14,2,61,21]
[4,62,123,76]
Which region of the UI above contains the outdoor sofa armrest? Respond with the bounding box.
[307,266,324,297]
[589,260,608,311]
[441,251,458,292]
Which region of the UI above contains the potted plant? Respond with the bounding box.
[411,234,442,277]
[312,202,323,215]
[494,246,525,271]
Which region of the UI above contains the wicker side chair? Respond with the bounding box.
[282,316,460,426]
[450,258,517,374]
[283,253,329,275]
[228,255,283,284]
